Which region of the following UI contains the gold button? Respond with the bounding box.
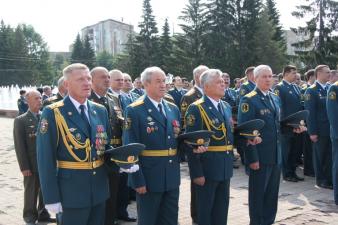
[93,171,96,175]
[169,160,173,163]
[92,157,96,161]
[168,136,171,139]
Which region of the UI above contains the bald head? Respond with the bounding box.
[109,69,124,92]
[91,67,111,95]
[26,90,42,113]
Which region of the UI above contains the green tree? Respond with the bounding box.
[291,0,338,69]
[203,0,237,72]
[178,0,207,69]
[254,7,286,72]
[138,0,160,67]
[82,35,96,69]
[266,0,286,47]
[159,18,173,73]
[96,51,114,70]
[0,22,53,85]
[71,34,84,64]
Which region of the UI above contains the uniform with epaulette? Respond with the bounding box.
[89,91,123,225]
[13,110,51,224]
[274,80,303,181]
[327,81,338,205]
[168,87,187,110]
[179,85,203,223]
[304,82,332,187]
[123,95,181,225]
[237,80,256,104]
[37,96,115,225]
[185,95,234,225]
[42,92,64,108]
[222,88,237,107]
[238,89,282,225]
[299,83,315,176]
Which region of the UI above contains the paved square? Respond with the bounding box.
[0,117,337,225]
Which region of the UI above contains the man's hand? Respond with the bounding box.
[247,137,262,146]
[193,176,205,186]
[193,146,208,154]
[293,126,307,134]
[135,186,147,195]
[45,202,63,214]
[310,135,318,143]
[249,161,260,170]
[21,170,32,176]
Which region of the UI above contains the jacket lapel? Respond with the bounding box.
[203,96,224,123]
[144,96,166,128]
[63,96,90,138]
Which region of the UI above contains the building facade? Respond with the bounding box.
[81,19,134,56]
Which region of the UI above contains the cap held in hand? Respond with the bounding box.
[235,119,265,139]
[178,130,214,148]
[281,110,309,128]
[105,143,145,169]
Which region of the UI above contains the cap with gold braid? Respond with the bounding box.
[105,143,145,169]
[235,119,265,139]
[281,110,309,128]
[178,130,214,148]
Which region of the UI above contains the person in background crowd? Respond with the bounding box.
[132,77,144,96]
[18,89,29,115]
[328,70,338,87]
[180,65,209,224]
[168,76,187,110]
[272,74,279,90]
[89,67,123,225]
[122,73,140,103]
[304,65,333,189]
[326,78,338,205]
[43,76,67,107]
[42,86,52,101]
[238,66,256,100]
[14,90,55,225]
[274,65,304,182]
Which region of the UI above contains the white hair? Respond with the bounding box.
[193,65,209,81]
[200,69,222,89]
[253,65,272,79]
[140,67,165,84]
[63,63,89,80]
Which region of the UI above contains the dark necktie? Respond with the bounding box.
[158,103,167,122]
[267,94,275,111]
[79,104,91,136]
[217,103,224,116]
[36,113,40,122]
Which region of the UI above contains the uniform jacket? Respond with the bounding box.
[222,88,237,107]
[131,88,144,97]
[168,87,187,109]
[238,89,282,165]
[180,86,203,126]
[238,80,256,102]
[304,81,330,137]
[13,110,39,172]
[42,92,63,108]
[185,95,234,181]
[37,96,111,208]
[327,81,338,139]
[17,96,28,115]
[123,95,181,192]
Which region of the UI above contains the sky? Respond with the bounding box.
[0,0,303,52]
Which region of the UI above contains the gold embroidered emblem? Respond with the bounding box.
[39,119,48,134]
[241,103,249,113]
[329,91,336,100]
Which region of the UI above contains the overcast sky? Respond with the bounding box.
[1,0,304,52]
